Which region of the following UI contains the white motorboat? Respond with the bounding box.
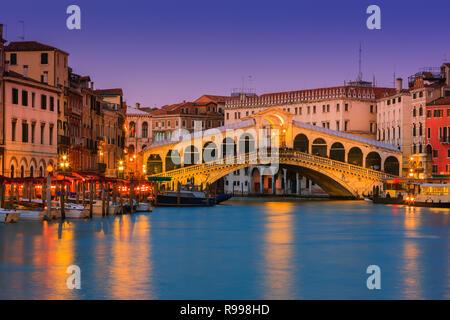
[135,202,152,212]
[51,202,90,219]
[91,200,122,216]
[0,209,20,223]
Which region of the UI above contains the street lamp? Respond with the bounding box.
[118,160,124,178]
[59,154,70,220]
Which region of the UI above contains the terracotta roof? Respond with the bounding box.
[195,95,233,104]
[5,41,69,55]
[95,88,123,96]
[126,107,151,115]
[427,96,450,106]
[381,89,410,98]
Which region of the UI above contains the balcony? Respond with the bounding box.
[102,102,121,111]
[58,135,70,146]
[440,137,450,144]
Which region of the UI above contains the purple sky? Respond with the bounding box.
[2,0,450,107]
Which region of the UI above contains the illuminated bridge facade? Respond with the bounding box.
[141,107,402,198]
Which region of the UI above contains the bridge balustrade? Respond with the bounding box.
[149,149,397,180]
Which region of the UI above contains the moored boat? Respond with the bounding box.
[155,184,212,207]
[154,184,230,207]
[135,202,152,212]
[51,202,90,219]
[374,182,450,208]
[0,209,20,223]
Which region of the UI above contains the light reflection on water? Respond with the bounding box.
[0,199,448,299]
[262,202,294,299]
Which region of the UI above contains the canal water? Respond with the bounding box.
[0,199,448,299]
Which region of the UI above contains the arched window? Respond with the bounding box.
[20,166,24,178]
[10,165,14,178]
[419,106,423,116]
[142,122,148,138]
[39,166,43,177]
[129,121,135,137]
[30,166,34,178]
[413,108,417,117]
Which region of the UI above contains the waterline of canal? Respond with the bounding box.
[0,199,448,299]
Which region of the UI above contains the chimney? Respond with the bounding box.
[0,24,3,41]
[136,102,140,109]
[446,65,450,86]
[396,78,403,92]
[90,81,94,90]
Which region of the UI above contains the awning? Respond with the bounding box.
[1,176,46,184]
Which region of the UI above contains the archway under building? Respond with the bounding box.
[365,152,381,171]
[348,147,363,166]
[311,138,327,157]
[329,142,345,162]
[147,154,163,174]
[293,134,309,153]
[384,156,400,176]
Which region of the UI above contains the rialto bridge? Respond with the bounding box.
[141,108,402,198]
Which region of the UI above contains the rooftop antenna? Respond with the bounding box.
[357,42,363,82]
[392,64,396,88]
[18,20,24,40]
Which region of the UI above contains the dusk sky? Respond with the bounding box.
[2,0,450,107]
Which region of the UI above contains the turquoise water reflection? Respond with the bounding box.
[0,199,448,299]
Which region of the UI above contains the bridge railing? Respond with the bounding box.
[148,149,397,180]
[280,150,396,179]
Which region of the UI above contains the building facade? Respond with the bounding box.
[0,25,6,166]
[1,70,59,177]
[425,97,450,176]
[5,41,69,159]
[127,96,226,152]
[126,103,153,154]
[407,64,450,176]
[95,88,126,177]
[224,86,395,139]
[376,78,412,176]
[222,84,396,194]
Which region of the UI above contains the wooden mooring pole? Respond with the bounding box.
[89,181,94,219]
[60,182,66,221]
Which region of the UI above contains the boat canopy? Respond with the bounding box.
[147,177,172,182]
[420,183,450,187]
